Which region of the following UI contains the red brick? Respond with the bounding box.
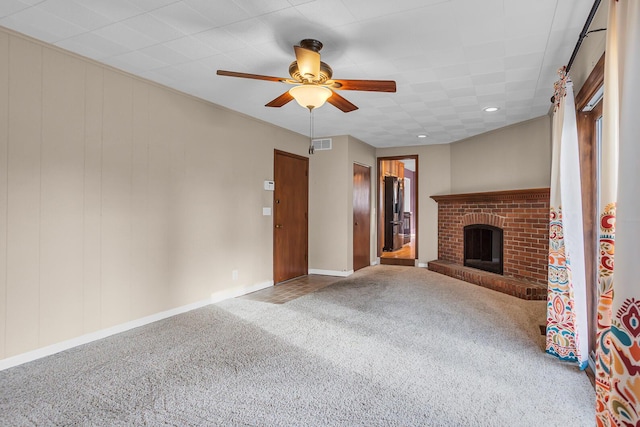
[434,190,549,286]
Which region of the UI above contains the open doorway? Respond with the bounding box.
[377,156,418,266]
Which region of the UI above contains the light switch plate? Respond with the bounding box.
[262,207,271,216]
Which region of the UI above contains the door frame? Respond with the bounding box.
[376,155,419,262]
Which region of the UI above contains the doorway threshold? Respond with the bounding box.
[380,258,415,266]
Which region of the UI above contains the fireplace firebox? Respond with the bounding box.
[463,224,503,275]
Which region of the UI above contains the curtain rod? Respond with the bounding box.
[565,0,602,74]
[550,0,603,104]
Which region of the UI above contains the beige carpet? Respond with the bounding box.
[0,265,594,426]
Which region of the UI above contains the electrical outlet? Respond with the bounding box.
[232,270,238,280]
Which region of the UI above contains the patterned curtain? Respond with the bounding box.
[546,69,589,369]
[595,1,640,426]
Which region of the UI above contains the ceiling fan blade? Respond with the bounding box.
[327,91,358,113]
[294,46,321,82]
[217,70,288,83]
[265,91,294,108]
[330,79,397,92]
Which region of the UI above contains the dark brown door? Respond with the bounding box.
[274,150,308,284]
[353,163,371,271]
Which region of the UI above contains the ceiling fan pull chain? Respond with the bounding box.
[308,109,315,155]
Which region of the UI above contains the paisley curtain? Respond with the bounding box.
[595,1,640,425]
[545,70,589,369]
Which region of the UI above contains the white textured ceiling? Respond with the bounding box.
[0,0,594,147]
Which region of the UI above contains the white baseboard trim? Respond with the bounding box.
[210,280,273,303]
[417,262,429,268]
[370,259,379,266]
[308,269,353,277]
[0,280,274,372]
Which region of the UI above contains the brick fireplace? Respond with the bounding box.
[428,188,549,300]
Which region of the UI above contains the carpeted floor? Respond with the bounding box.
[0,266,594,426]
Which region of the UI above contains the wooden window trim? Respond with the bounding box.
[575,52,604,358]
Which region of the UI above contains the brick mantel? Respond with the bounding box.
[430,188,550,203]
[430,187,550,289]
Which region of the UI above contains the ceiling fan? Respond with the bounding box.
[216,39,396,113]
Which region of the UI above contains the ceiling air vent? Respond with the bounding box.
[312,138,332,151]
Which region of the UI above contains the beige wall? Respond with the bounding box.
[449,116,551,193]
[0,28,7,362]
[376,144,451,264]
[309,136,349,272]
[309,135,376,273]
[0,28,311,360]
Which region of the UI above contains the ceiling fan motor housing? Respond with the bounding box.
[289,61,333,84]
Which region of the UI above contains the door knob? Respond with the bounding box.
[275,224,283,229]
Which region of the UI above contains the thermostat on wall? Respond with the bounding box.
[264,180,275,191]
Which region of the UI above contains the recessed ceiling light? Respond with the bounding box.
[417,134,428,138]
[483,106,499,112]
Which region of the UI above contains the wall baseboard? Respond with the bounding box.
[417,262,429,268]
[308,269,353,277]
[0,280,273,372]
[210,280,273,303]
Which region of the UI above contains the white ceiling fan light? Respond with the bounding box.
[289,84,333,110]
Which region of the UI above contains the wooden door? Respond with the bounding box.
[353,163,371,271]
[273,150,308,284]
